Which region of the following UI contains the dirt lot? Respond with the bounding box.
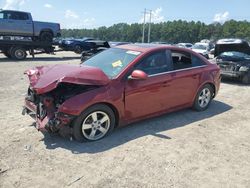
[0,52,249,188]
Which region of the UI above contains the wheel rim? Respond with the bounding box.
[81,111,110,140]
[15,50,25,59]
[198,88,211,108]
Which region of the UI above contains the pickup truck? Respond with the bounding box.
[0,10,61,42]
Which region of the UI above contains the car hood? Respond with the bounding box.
[25,64,110,94]
[214,43,250,57]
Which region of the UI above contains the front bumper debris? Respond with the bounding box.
[22,99,75,134]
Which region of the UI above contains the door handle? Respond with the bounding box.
[192,74,199,79]
[8,21,14,23]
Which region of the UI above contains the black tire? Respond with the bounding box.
[74,45,83,54]
[10,46,27,60]
[40,31,53,42]
[73,104,115,142]
[193,84,213,111]
[241,72,250,84]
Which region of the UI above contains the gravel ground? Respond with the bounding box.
[0,52,249,188]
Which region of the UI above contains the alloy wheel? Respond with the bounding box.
[198,88,211,108]
[81,111,110,140]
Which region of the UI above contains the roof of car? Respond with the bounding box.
[0,9,29,14]
[115,43,174,53]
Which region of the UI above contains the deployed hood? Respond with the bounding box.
[25,64,110,94]
[214,39,250,57]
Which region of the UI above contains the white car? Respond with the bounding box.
[192,42,211,59]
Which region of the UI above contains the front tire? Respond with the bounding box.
[73,104,115,142]
[193,84,213,111]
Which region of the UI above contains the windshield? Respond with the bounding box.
[81,48,141,78]
[220,51,250,60]
[193,44,207,50]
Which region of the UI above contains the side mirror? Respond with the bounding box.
[128,70,148,80]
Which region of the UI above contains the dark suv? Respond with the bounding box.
[213,39,250,84]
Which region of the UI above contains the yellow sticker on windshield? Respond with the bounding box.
[112,60,123,67]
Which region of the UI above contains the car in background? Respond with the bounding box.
[81,41,133,62]
[192,42,213,59]
[23,44,220,142]
[212,39,250,84]
[214,38,250,57]
[177,43,193,49]
[59,37,96,54]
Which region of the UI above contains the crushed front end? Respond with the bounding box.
[22,84,85,136]
[22,64,109,137]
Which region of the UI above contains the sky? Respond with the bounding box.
[0,0,250,29]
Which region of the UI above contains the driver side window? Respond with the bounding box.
[135,51,168,75]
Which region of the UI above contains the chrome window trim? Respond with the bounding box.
[148,65,208,77]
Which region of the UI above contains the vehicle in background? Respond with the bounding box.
[176,43,193,49]
[192,42,213,59]
[109,41,131,47]
[0,10,61,42]
[151,41,172,45]
[59,37,97,54]
[214,38,250,57]
[23,44,220,141]
[80,40,110,62]
[212,39,250,84]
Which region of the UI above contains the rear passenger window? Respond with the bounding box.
[171,51,206,70]
[192,55,206,67]
[17,12,29,20]
[171,51,192,70]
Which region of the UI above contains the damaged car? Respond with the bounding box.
[23,44,221,142]
[213,39,250,84]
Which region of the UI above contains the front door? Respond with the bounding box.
[124,50,172,120]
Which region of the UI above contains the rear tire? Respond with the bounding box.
[10,46,27,60]
[241,72,250,84]
[193,84,213,111]
[40,31,53,42]
[73,104,115,142]
[74,45,83,54]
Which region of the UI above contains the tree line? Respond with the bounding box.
[61,20,250,43]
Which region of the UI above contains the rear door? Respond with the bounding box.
[165,50,207,108]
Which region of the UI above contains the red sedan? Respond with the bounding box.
[23,44,221,141]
